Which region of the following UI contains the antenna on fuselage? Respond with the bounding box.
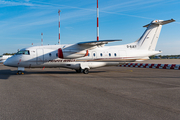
[58,9,61,45]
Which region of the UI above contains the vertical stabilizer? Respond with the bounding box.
[137,19,175,51]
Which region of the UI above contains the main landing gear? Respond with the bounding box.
[75,68,89,74]
[83,68,89,74]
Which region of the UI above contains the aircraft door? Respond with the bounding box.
[36,49,44,64]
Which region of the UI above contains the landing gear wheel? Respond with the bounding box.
[76,68,82,73]
[17,71,24,75]
[83,68,89,74]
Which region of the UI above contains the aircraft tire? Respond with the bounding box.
[83,68,89,74]
[17,71,24,75]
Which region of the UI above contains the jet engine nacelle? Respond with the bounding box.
[58,48,88,59]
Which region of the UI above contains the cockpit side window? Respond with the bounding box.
[16,50,30,55]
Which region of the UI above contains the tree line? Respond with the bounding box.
[2,53,16,55]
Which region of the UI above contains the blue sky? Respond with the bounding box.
[0,0,180,55]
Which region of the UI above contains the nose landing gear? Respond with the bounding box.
[17,71,24,75]
[17,67,25,75]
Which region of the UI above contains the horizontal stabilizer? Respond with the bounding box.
[78,40,122,46]
[143,19,175,27]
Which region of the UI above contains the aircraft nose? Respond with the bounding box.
[3,57,12,66]
[3,56,20,67]
[3,59,8,66]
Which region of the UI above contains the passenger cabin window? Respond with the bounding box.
[16,50,30,55]
[88,53,90,56]
[93,53,95,57]
[100,53,103,57]
[49,53,52,57]
[56,53,58,57]
[114,53,117,57]
[109,53,111,57]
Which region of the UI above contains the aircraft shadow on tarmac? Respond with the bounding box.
[0,69,105,79]
[0,69,16,79]
[23,70,105,75]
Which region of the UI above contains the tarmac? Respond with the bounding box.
[0,60,180,120]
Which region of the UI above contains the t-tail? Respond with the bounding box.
[136,19,175,51]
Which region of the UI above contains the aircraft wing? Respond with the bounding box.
[77,40,122,46]
[59,40,122,59]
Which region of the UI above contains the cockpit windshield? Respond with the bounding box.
[16,50,30,55]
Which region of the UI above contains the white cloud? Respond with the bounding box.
[0,0,34,6]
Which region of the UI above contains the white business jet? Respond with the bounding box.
[4,19,175,74]
[0,55,12,63]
